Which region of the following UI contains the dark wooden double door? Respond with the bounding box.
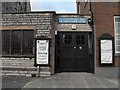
[56,32,93,73]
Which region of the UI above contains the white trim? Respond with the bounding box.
[114,16,120,54]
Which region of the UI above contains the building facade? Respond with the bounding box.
[2,0,31,13]
[77,1,119,77]
[1,1,119,77]
[1,12,93,77]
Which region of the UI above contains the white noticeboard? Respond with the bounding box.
[36,40,49,65]
[101,40,113,64]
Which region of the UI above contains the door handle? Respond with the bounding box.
[79,46,82,50]
[74,47,76,49]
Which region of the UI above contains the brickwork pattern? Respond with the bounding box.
[93,2,119,67]
[77,2,120,67]
[1,12,55,77]
[2,0,31,13]
[56,15,92,31]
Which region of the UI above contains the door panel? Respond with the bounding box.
[61,33,74,71]
[74,33,88,71]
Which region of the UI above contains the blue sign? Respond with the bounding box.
[56,17,87,24]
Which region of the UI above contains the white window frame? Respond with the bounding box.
[114,16,120,54]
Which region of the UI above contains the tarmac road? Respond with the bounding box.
[2,76,32,90]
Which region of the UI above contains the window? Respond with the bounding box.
[114,16,120,54]
[2,30,10,55]
[76,35,85,45]
[23,30,33,55]
[2,30,34,56]
[63,34,72,45]
[11,30,21,54]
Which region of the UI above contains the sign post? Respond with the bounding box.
[37,66,40,77]
[35,36,50,77]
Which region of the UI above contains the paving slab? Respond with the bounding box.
[22,73,118,89]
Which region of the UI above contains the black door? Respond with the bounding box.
[61,33,74,71]
[55,31,94,72]
[74,33,88,71]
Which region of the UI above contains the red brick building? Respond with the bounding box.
[77,1,119,77]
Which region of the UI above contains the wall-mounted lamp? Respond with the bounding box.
[88,18,93,26]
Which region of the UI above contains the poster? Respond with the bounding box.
[36,40,49,65]
[101,40,113,64]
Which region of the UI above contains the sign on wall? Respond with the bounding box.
[56,17,87,24]
[101,40,112,64]
[35,37,50,66]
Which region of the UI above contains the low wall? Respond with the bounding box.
[2,57,51,77]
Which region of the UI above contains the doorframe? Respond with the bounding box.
[55,31,94,73]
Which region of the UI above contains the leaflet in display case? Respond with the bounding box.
[99,34,114,66]
[35,36,50,66]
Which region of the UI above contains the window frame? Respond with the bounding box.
[2,29,35,57]
[114,16,120,55]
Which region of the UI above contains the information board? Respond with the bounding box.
[101,40,113,64]
[36,40,49,65]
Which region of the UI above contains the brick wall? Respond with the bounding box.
[77,2,90,14]
[93,2,119,67]
[2,1,31,13]
[56,15,92,31]
[77,2,119,67]
[2,57,36,77]
[1,12,55,77]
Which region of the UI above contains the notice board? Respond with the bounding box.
[35,37,50,66]
[99,34,114,66]
[101,40,113,64]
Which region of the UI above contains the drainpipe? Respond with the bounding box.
[88,1,95,74]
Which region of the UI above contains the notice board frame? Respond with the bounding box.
[34,36,50,67]
[98,34,114,66]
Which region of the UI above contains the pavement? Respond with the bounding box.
[2,76,32,90]
[22,73,119,89]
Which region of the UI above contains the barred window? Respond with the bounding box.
[2,30,10,55]
[114,16,120,54]
[2,30,34,56]
[11,30,21,54]
[23,30,33,55]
